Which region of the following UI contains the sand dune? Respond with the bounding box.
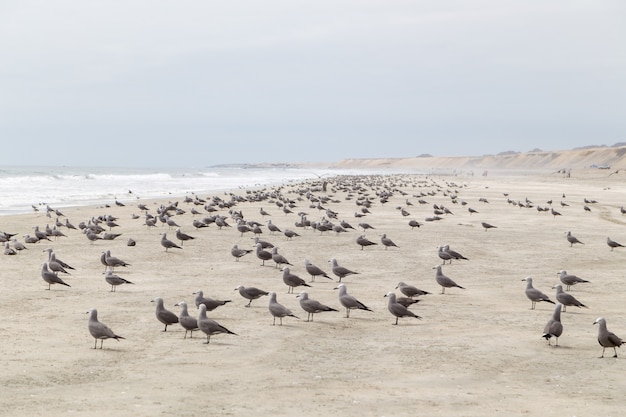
[330,145,626,172]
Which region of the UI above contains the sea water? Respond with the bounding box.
[0,165,379,215]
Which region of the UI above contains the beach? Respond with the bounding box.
[1,168,626,417]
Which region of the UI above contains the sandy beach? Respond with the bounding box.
[2,168,626,417]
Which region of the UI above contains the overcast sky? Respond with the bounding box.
[1,1,624,168]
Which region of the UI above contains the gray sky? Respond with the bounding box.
[1,1,624,168]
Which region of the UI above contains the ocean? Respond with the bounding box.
[0,165,384,216]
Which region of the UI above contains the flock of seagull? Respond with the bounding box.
[2,174,625,358]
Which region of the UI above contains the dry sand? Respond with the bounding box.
[1,168,626,417]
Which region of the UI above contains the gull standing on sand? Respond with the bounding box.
[304,259,332,282]
[334,283,372,318]
[41,263,70,290]
[329,258,359,282]
[481,222,497,231]
[282,267,312,293]
[102,250,130,271]
[566,231,584,247]
[255,242,273,266]
[557,270,589,291]
[231,244,252,262]
[152,297,179,331]
[193,290,232,311]
[606,237,625,251]
[552,284,588,312]
[271,247,293,269]
[174,301,199,339]
[385,292,422,325]
[175,228,195,246]
[160,233,182,252]
[234,285,269,307]
[297,291,338,322]
[396,281,431,298]
[104,270,134,292]
[593,317,624,358]
[521,277,555,309]
[380,233,399,249]
[433,265,465,294]
[356,235,377,250]
[197,304,237,344]
[87,308,125,349]
[268,291,299,325]
[542,304,563,346]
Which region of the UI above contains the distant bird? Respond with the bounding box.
[255,242,273,266]
[468,207,478,215]
[271,247,293,269]
[268,291,299,325]
[151,297,179,331]
[437,246,453,264]
[281,267,311,293]
[384,292,422,325]
[553,284,587,312]
[408,219,422,229]
[231,244,253,261]
[4,242,16,255]
[193,290,231,311]
[557,270,589,291]
[542,304,564,346]
[380,233,399,250]
[267,220,281,234]
[395,281,430,298]
[174,301,199,339]
[551,208,562,218]
[356,235,377,250]
[433,265,464,294]
[443,245,468,261]
[521,277,554,309]
[102,250,130,271]
[87,308,124,349]
[304,259,332,282]
[358,222,375,231]
[235,285,269,307]
[126,238,136,246]
[175,228,195,245]
[593,317,624,358]
[41,263,70,290]
[566,231,584,247]
[334,283,372,318]
[197,304,237,344]
[481,222,497,231]
[160,233,182,252]
[607,237,625,251]
[283,229,300,239]
[104,270,134,292]
[329,258,359,282]
[297,291,338,322]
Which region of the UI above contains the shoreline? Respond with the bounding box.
[2,170,626,416]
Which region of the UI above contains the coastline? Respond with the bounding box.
[2,170,626,416]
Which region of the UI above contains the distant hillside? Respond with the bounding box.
[328,146,626,172]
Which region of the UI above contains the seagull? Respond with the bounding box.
[557,270,589,291]
[304,259,332,282]
[566,231,584,247]
[174,301,199,339]
[594,317,624,358]
[104,270,134,292]
[433,265,465,294]
[297,291,338,322]
[481,222,497,231]
[380,233,399,250]
[521,277,555,309]
[384,292,422,325]
[356,235,377,250]
[607,237,625,251]
[231,244,253,261]
[329,258,359,282]
[151,297,179,331]
[234,285,269,307]
[395,281,431,298]
[542,304,563,346]
[334,283,372,318]
[160,233,182,252]
[197,304,237,344]
[87,308,125,349]
[268,291,299,325]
